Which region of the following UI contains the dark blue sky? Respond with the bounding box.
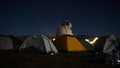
[0,0,120,36]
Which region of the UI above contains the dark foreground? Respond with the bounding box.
[0,51,119,68]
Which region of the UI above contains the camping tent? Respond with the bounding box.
[76,35,109,52]
[19,35,58,54]
[0,35,13,50]
[56,20,73,37]
[103,34,117,55]
[0,34,22,50]
[103,34,120,64]
[75,35,95,51]
[53,35,86,52]
[94,35,109,53]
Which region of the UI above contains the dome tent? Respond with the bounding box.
[53,35,86,52]
[57,20,73,37]
[19,35,58,55]
[0,34,22,50]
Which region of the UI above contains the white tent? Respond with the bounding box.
[103,34,116,55]
[0,35,13,50]
[57,20,73,37]
[19,35,58,55]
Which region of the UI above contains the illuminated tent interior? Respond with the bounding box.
[53,35,86,52]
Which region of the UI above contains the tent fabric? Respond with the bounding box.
[103,34,120,64]
[19,35,58,54]
[93,36,108,53]
[53,35,86,52]
[57,26,73,37]
[75,35,94,51]
[0,36,13,50]
[0,35,23,50]
[41,35,58,53]
[56,20,73,37]
[103,35,117,55]
[103,38,116,55]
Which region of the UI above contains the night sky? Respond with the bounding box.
[0,0,120,36]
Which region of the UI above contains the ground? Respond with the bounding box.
[0,51,118,68]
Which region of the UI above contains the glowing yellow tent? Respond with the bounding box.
[53,35,86,52]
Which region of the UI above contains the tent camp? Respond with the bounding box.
[53,35,86,52]
[19,35,58,54]
[0,34,22,50]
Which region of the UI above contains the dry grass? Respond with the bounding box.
[0,51,115,68]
